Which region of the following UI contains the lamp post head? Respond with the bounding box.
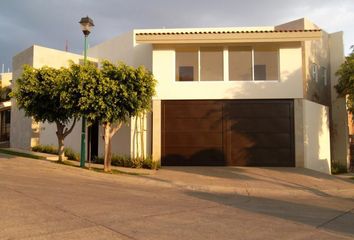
[79,16,94,36]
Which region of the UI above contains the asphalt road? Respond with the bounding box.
[1,154,354,240]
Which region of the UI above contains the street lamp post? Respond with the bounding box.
[79,16,94,168]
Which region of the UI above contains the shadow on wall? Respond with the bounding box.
[305,40,331,106]
[303,100,331,174]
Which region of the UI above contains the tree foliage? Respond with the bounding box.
[0,86,11,102]
[11,65,80,161]
[335,46,354,113]
[11,60,156,170]
[77,61,156,172]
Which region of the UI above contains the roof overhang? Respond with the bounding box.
[135,29,322,44]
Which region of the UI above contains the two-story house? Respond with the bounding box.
[10,18,349,174]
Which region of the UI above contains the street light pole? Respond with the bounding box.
[79,16,94,168]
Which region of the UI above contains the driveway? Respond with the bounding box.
[1,154,354,240]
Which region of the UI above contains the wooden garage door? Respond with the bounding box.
[161,100,294,166]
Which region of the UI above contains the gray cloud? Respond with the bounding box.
[0,0,353,71]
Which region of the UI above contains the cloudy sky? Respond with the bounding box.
[0,0,353,71]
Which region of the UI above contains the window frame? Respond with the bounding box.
[228,46,280,82]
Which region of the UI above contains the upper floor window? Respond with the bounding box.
[200,47,223,81]
[176,48,198,81]
[176,44,280,82]
[254,46,279,80]
[229,46,279,81]
[229,46,252,81]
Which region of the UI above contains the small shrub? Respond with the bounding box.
[32,144,79,161]
[92,154,159,169]
[331,161,348,174]
[32,145,57,154]
[64,147,79,161]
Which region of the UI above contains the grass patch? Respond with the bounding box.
[89,167,146,176]
[53,160,78,167]
[54,159,147,176]
[0,148,45,160]
[93,155,160,170]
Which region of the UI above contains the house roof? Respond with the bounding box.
[135,29,322,44]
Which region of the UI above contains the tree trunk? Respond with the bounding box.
[140,113,145,159]
[104,123,112,172]
[55,122,65,162]
[57,135,65,162]
[55,118,77,163]
[103,122,122,172]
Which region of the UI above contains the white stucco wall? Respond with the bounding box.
[88,31,152,69]
[11,46,35,150]
[303,99,331,174]
[152,43,303,100]
[39,119,82,153]
[88,32,153,158]
[11,45,97,151]
[329,32,349,168]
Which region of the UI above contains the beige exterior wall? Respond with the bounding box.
[302,33,331,106]
[0,72,12,88]
[276,18,331,106]
[152,100,161,163]
[294,99,305,168]
[329,32,349,168]
[152,43,303,100]
[303,99,331,174]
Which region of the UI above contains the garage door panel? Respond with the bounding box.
[229,118,290,133]
[164,103,222,119]
[230,133,291,148]
[164,132,223,147]
[163,147,225,166]
[231,148,293,167]
[162,100,294,167]
[225,103,290,118]
[164,118,222,132]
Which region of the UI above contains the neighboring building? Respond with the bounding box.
[0,72,12,146]
[11,18,349,174]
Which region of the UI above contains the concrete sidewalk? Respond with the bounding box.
[1,154,354,240]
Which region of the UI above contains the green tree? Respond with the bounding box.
[335,46,354,113]
[11,65,80,162]
[0,86,11,102]
[78,61,156,172]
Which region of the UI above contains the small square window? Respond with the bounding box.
[176,48,198,81]
[179,66,194,81]
[254,65,266,80]
[254,47,279,80]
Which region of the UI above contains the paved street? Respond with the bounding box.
[1,154,354,240]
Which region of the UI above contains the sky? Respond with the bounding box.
[0,0,353,72]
